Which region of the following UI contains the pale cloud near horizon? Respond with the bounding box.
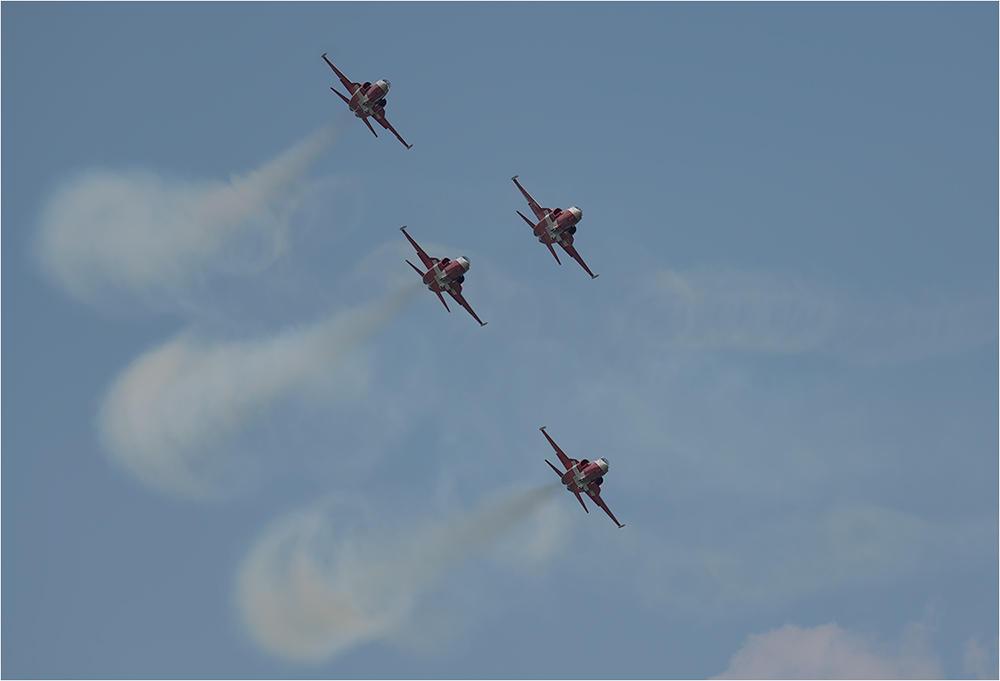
[713,619,942,679]
[963,634,1000,679]
[36,122,344,309]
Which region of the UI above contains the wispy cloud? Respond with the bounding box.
[635,267,840,354]
[36,122,343,308]
[236,484,560,663]
[98,286,419,499]
[713,619,942,679]
[963,634,1000,679]
[629,266,996,363]
[617,505,994,619]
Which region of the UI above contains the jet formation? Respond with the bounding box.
[322,54,622,527]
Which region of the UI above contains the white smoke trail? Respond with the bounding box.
[36,122,343,306]
[98,286,419,499]
[236,484,561,663]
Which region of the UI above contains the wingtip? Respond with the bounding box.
[321,52,327,58]
[406,144,414,149]
[592,273,600,279]
[511,174,519,181]
[480,321,488,327]
[540,426,547,432]
[399,225,407,232]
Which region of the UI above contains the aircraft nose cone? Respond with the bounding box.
[571,206,583,220]
[458,256,471,272]
[382,79,391,92]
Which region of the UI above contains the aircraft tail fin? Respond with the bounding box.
[545,459,564,476]
[573,491,589,513]
[405,259,425,276]
[516,210,536,229]
[545,243,562,264]
[361,116,378,137]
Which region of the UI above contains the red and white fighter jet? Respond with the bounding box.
[541,427,623,528]
[322,53,412,149]
[512,176,597,279]
[401,226,487,327]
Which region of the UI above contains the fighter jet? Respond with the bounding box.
[512,175,597,278]
[401,226,487,326]
[322,53,412,148]
[541,427,623,528]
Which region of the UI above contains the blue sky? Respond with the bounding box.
[3,3,997,679]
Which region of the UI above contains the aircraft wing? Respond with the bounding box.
[448,289,487,326]
[586,486,624,528]
[321,53,358,94]
[400,226,437,271]
[373,109,412,149]
[558,240,598,279]
[512,176,548,222]
[540,427,577,471]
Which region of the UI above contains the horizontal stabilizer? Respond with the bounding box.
[330,87,351,106]
[516,210,536,229]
